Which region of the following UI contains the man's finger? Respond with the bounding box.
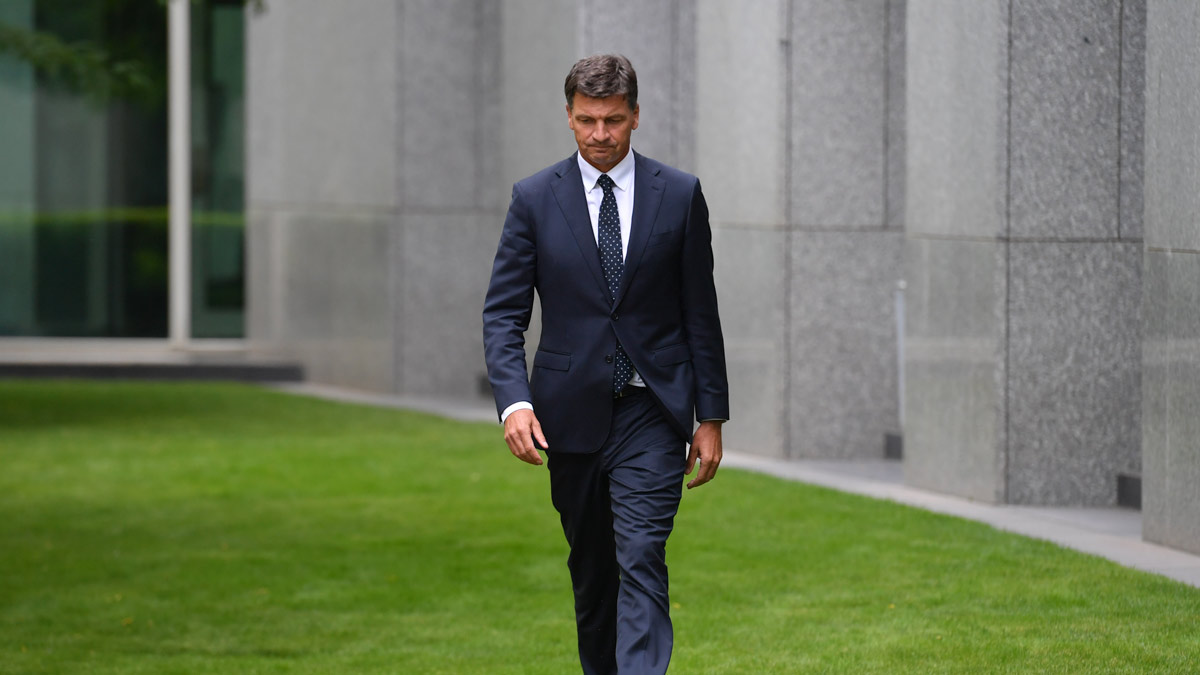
[687,452,719,489]
[504,433,532,464]
[517,429,543,465]
[513,442,542,465]
[505,435,530,462]
[685,444,698,475]
[701,453,720,482]
[686,457,705,489]
[532,420,549,450]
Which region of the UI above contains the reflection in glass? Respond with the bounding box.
[0,0,245,338]
[192,0,245,338]
[0,0,167,336]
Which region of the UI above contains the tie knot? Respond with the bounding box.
[597,174,615,191]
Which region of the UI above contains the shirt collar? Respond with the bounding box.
[577,148,635,193]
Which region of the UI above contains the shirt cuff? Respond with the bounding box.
[699,418,727,423]
[500,401,533,423]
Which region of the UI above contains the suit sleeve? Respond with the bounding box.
[482,184,538,420]
[680,179,730,422]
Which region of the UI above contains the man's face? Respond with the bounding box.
[567,93,639,173]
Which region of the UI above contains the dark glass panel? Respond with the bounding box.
[191,0,245,338]
[0,0,168,336]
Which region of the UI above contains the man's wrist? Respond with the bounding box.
[500,401,534,423]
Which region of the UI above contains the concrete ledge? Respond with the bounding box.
[0,339,304,383]
[0,362,304,383]
[269,382,496,423]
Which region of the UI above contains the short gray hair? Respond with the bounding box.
[564,54,638,110]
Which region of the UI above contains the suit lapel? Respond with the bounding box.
[550,156,608,298]
[614,152,665,310]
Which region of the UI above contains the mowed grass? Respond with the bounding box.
[1,381,1198,674]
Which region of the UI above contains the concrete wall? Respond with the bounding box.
[246,0,399,391]
[392,0,503,398]
[905,0,1143,505]
[580,0,696,173]
[695,0,790,457]
[786,0,905,459]
[500,0,580,191]
[247,0,580,397]
[1142,0,1200,554]
[905,1,1009,501]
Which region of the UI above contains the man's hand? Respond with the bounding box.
[503,408,548,465]
[685,420,723,489]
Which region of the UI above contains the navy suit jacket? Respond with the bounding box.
[482,151,729,453]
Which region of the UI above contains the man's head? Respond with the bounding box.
[564,54,639,173]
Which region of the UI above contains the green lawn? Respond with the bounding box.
[1,381,1197,674]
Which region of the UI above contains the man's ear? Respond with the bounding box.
[631,104,640,131]
[566,103,574,129]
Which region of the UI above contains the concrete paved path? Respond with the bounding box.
[273,382,1200,589]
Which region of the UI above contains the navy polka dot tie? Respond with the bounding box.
[597,174,633,393]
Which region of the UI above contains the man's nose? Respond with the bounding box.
[593,122,611,141]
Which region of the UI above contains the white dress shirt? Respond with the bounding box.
[577,148,635,260]
[500,150,643,424]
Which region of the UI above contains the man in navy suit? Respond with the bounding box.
[483,54,729,674]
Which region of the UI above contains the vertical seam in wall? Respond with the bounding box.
[782,0,795,458]
[671,0,679,166]
[1116,0,1125,240]
[1003,0,1014,504]
[393,1,405,392]
[882,0,890,229]
[474,2,484,211]
[582,0,591,55]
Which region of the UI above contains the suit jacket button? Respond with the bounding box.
[612,314,620,321]
[605,354,613,364]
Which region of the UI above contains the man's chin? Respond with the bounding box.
[584,148,619,169]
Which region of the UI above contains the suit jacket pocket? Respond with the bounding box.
[647,228,683,248]
[533,349,571,371]
[651,343,691,366]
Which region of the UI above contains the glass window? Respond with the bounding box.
[0,0,245,338]
[191,0,245,338]
[0,0,168,337]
